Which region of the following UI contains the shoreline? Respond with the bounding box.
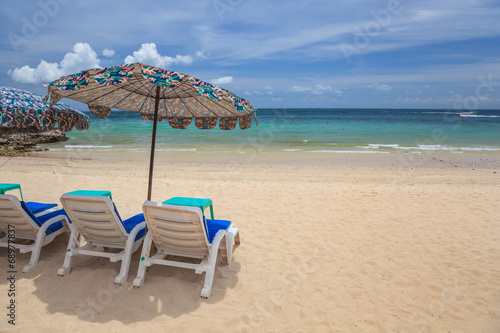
[29,148,500,169]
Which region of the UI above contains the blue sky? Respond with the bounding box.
[1,0,500,110]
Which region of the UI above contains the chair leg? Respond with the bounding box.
[220,233,229,265]
[201,230,226,298]
[201,264,215,299]
[234,229,240,245]
[22,218,66,273]
[133,232,152,288]
[58,227,80,276]
[114,262,129,284]
[23,229,46,273]
[114,240,137,284]
[225,226,240,265]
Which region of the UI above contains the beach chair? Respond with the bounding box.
[0,194,70,273]
[58,194,146,284]
[133,201,240,298]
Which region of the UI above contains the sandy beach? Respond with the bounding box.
[1,153,499,332]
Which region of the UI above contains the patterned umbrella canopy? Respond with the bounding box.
[0,85,90,132]
[44,63,257,199]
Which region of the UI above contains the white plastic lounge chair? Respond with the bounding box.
[133,201,240,298]
[0,194,70,273]
[58,194,146,284]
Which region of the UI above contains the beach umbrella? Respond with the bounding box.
[0,85,90,132]
[44,63,257,200]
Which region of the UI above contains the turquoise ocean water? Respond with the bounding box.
[39,108,500,157]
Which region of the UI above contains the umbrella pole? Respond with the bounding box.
[147,86,161,201]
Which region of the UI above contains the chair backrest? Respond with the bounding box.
[60,194,128,245]
[0,194,39,237]
[143,201,210,256]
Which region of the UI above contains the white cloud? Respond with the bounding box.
[312,84,333,94]
[478,96,493,102]
[290,84,333,94]
[290,85,313,92]
[8,42,100,84]
[103,49,115,57]
[447,94,465,103]
[369,83,392,92]
[196,51,208,58]
[209,76,233,86]
[395,96,434,104]
[124,43,193,67]
[60,43,100,74]
[262,85,274,94]
[198,21,355,61]
[193,1,500,63]
[409,9,448,22]
[445,93,500,107]
[9,60,62,84]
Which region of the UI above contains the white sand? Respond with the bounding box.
[1,155,499,332]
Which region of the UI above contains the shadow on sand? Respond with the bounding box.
[0,234,241,326]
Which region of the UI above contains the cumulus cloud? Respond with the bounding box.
[196,51,208,58]
[369,83,392,92]
[395,96,434,104]
[445,93,500,107]
[103,49,115,57]
[262,85,274,94]
[124,43,193,67]
[60,43,100,74]
[290,84,333,94]
[9,60,62,84]
[312,84,333,94]
[8,42,100,84]
[209,76,233,86]
[290,85,313,92]
[8,42,194,84]
[447,94,466,103]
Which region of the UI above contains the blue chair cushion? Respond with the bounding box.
[36,209,67,234]
[205,219,231,243]
[20,201,41,226]
[112,203,145,241]
[20,201,67,235]
[25,202,58,215]
[122,213,146,240]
